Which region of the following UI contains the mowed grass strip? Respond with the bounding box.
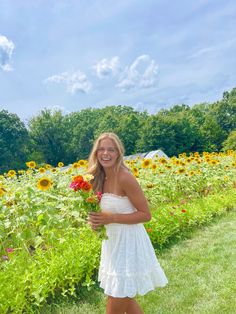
[42,209,236,314]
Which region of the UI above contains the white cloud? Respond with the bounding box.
[117,55,158,92]
[44,71,92,94]
[94,56,120,78]
[187,47,216,59]
[187,38,236,60]
[0,35,15,71]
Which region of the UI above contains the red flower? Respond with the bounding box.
[6,247,14,253]
[181,209,187,213]
[70,176,84,191]
[69,175,93,192]
[96,191,102,202]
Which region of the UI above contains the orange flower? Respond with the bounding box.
[81,181,92,192]
[86,195,97,203]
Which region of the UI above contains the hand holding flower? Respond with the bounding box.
[69,175,107,239]
[89,211,113,229]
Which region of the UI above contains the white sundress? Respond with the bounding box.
[98,193,168,298]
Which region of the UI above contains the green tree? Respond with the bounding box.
[212,89,236,134]
[222,130,236,151]
[198,114,226,152]
[137,107,201,156]
[66,108,104,161]
[136,114,176,155]
[0,110,29,173]
[187,103,210,152]
[28,109,69,166]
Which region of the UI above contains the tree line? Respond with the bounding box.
[1,88,236,173]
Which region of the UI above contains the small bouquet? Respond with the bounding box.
[69,174,107,240]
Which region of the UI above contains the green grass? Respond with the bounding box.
[41,209,236,314]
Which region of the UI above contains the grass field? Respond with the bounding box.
[41,208,236,314]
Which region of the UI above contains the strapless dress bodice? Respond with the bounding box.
[100,193,137,214]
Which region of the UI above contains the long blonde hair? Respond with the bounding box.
[87,132,127,192]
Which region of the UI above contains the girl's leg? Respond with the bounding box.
[106,296,143,314]
[106,296,128,314]
[126,298,143,314]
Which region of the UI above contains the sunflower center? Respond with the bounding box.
[41,179,49,186]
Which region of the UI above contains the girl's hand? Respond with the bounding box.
[88,212,113,229]
[87,220,98,231]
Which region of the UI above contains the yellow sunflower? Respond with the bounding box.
[133,171,139,177]
[227,150,233,155]
[141,159,152,168]
[132,167,139,176]
[37,177,52,191]
[177,168,185,174]
[210,160,218,165]
[58,162,64,168]
[78,159,86,166]
[0,187,6,197]
[195,157,202,163]
[72,162,79,169]
[151,163,158,171]
[7,170,16,177]
[26,161,36,169]
[159,157,168,164]
[39,167,46,173]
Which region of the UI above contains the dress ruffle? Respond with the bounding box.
[98,266,168,298]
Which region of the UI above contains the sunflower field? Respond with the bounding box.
[0,151,236,313]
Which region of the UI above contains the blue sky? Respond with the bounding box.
[0,0,236,122]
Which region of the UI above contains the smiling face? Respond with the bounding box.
[96,138,119,169]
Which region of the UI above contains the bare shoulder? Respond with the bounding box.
[117,168,142,194]
[118,168,137,185]
[117,167,149,213]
